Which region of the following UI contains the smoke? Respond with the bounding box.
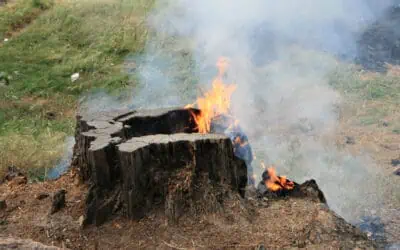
[47,136,75,180]
[130,0,396,223]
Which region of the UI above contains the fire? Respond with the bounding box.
[261,163,294,192]
[185,57,296,190]
[186,57,237,133]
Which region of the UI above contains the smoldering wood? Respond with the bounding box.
[71,108,248,226]
[210,114,255,182]
[256,178,327,203]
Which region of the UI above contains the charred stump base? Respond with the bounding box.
[71,108,248,226]
[256,179,327,204]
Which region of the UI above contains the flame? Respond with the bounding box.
[261,163,294,192]
[186,57,237,133]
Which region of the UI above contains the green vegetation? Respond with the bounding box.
[0,0,53,41]
[0,0,154,178]
[329,64,400,128]
[329,64,400,102]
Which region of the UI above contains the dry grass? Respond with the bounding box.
[0,132,66,180]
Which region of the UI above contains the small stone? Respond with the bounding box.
[391,158,400,167]
[78,215,85,227]
[35,193,50,200]
[0,200,6,210]
[50,189,67,214]
[382,121,389,127]
[4,165,25,182]
[256,244,266,250]
[345,136,356,145]
[71,73,79,82]
[394,168,400,176]
[3,38,8,42]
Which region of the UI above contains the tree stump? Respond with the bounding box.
[71,108,248,226]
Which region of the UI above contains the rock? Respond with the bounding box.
[50,189,67,214]
[3,165,25,182]
[345,136,356,145]
[71,73,79,82]
[382,121,389,127]
[78,215,85,227]
[391,158,400,167]
[35,193,50,200]
[255,244,266,250]
[394,168,400,176]
[0,200,6,210]
[0,236,66,249]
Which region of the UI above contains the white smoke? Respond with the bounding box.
[131,0,395,223]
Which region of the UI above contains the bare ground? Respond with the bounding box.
[0,171,377,250]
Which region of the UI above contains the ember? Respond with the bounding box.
[261,163,295,192]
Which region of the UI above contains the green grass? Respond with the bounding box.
[329,64,400,103]
[1,0,154,96]
[0,0,155,178]
[329,64,400,128]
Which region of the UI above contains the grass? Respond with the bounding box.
[0,132,66,181]
[0,0,54,41]
[329,64,400,128]
[329,64,400,103]
[0,0,155,178]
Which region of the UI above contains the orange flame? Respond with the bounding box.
[261,163,294,192]
[186,57,237,133]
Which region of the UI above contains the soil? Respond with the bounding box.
[0,171,377,250]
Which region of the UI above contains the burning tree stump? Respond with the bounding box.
[71,108,248,225]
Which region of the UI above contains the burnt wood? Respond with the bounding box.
[70,108,248,226]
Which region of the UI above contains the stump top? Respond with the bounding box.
[118,133,228,152]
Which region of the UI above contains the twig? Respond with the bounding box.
[162,240,189,250]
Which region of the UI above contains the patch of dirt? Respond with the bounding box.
[0,171,377,250]
[337,100,400,172]
[336,99,400,244]
[21,96,50,106]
